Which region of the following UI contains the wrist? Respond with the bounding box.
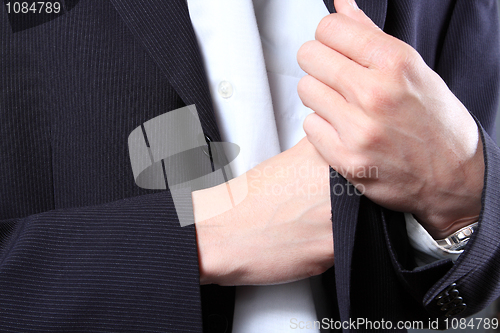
[193,172,251,285]
[415,214,479,239]
[434,221,479,251]
[415,129,484,239]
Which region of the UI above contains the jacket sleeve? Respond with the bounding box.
[382,0,500,324]
[0,191,204,332]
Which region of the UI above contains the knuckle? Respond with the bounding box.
[361,33,388,65]
[348,154,371,172]
[363,85,393,111]
[386,44,419,75]
[344,124,382,162]
[367,36,418,74]
[356,125,383,150]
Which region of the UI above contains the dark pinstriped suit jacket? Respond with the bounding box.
[1,0,499,332]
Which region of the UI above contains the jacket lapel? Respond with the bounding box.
[108,0,221,142]
[322,0,387,329]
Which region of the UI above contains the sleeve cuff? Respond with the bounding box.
[404,213,463,267]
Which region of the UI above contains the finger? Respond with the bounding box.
[297,74,357,136]
[303,113,345,168]
[315,12,393,69]
[333,0,380,30]
[297,40,369,103]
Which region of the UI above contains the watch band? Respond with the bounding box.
[436,222,479,251]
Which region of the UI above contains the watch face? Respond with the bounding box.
[440,223,478,251]
[451,238,472,251]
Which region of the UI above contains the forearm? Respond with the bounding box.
[193,138,334,286]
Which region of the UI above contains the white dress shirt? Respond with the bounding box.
[186,0,462,331]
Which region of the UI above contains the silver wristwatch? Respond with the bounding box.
[436,222,478,251]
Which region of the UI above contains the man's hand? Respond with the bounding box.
[194,138,333,286]
[297,0,484,238]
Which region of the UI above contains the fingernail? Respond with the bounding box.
[348,0,359,10]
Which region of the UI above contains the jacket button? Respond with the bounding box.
[434,283,467,317]
[436,288,459,306]
[441,297,464,312]
[446,304,467,317]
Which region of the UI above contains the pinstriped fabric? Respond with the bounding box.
[384,0,500,135]
[352,201,416,333]
[0,192,203,332]
[0,0,500,332]
[433,0,500,137]
[108,0,221,144]
[0,0,205,331]
[100,2,237,329]
[323,0,335,13]
[0,16,55,219]
[424,126,500,313]
[454,128,500,306]
[330,174,360,331]
[357,0,388,29]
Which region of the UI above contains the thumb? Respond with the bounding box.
[333,0,379,30]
